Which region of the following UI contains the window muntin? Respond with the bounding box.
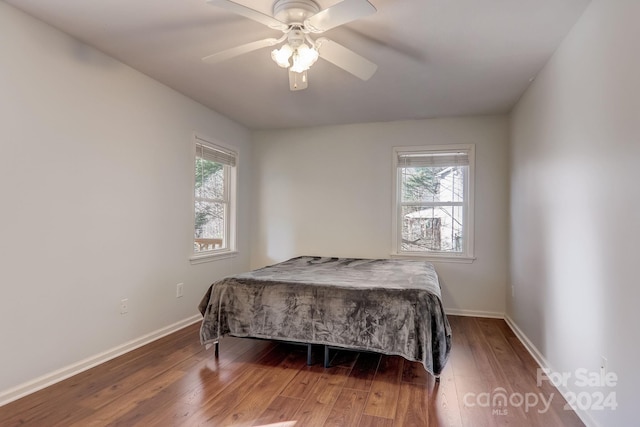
[393,145,474,260]
[193,137,236,255]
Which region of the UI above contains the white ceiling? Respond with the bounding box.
[6,0,590,130]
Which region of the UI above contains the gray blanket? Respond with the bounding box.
[198,256,451,375]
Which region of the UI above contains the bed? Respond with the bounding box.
[198,256,451,377]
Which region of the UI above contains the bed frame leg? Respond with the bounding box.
[306,343,312,365]
[324,345,330,368]
[214,341,219,358]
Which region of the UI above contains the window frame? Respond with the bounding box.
[190,134,238,264]
[391,144,476,263]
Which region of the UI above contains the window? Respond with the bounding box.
[192,135,237,260]
[392,145,475,261]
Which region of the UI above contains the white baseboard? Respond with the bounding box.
[445,308,505,319]
[503,314,550,369]
[0,314,202,407]
[503,315,599,427]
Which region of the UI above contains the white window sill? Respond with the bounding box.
[190,250,238,265]
[390,252,476,264]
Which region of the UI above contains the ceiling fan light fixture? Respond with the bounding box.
[271,44,293,68]
[271,40,319,73]
[290,43,319,73]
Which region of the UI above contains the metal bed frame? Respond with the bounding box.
[213,340,440,382]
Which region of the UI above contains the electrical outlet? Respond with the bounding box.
[120,298,129,315]
[176,283,184,298]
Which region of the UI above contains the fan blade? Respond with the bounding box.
[289,70,308,91]
[202,38,280,63]
[206,0,288,31]
[304,0,376,33]
[316,38,377,80]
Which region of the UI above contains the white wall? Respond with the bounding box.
[252,116,509,315]
[509,0,639,425]
[0,2,252,397]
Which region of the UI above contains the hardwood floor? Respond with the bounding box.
[0,316,585,426]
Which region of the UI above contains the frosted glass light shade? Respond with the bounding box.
[290,44,319,73]
[271,44,293,68]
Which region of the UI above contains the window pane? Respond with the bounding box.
[194,200,225,252]
[401,166,466,203]
[195,158,225,200]
[401,205,463,252]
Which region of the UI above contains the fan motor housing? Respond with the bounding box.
[273,0,320,24]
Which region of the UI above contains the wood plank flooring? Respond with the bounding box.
[0,316,586,426]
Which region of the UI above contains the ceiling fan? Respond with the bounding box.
[202,0,378,91]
